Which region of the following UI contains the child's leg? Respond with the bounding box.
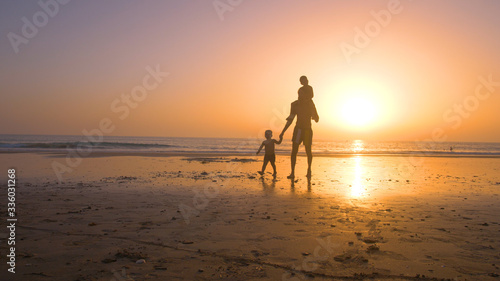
[271,161,277,175]
[270,155,277,175]
[261,158,269,173]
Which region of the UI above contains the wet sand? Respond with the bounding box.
[1,153,499,280]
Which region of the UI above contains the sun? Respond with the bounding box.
[316,74,395,131]
[340,96,377,127]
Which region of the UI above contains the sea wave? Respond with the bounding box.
[0,142,177,150]
[1,136,499,157]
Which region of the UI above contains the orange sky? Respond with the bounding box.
[1,1,500,141]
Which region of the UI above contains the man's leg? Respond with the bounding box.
[288,143,299,178]
[305,144,312,177]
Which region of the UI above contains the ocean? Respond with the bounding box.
[1,134,499,157]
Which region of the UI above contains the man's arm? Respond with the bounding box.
[280,102,296,139]
[279,119,293,140]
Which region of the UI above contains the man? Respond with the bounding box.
[279,77,319,178]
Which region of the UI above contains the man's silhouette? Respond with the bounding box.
[279,76,319,178]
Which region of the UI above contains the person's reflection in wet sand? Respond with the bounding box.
[290,178,295,192]
[260,176,276,193]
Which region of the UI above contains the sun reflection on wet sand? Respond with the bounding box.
[350,156,367,198]
[349,141,368,199]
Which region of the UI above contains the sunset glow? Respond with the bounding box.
[1,1,499,141]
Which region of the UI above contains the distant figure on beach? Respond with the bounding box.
[279,76,319,179]
[256,130,282,176]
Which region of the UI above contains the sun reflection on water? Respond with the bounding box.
[352,140,364,153]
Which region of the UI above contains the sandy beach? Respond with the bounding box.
[3,0,500,279]
[0,152,499,280]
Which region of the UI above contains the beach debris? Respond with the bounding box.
[154,266,168,271]
[116,176,137,181]
[198,269,204,272]
[88,222,97,226]
[481,223,490,226]
[366,244,380,253]
[230,158,257,163]
[362,237,380,244]
[136,259,146,264]
[348,241,354,246]
[114,249,147,261]
[302,252,310,256]
[333,253,352,262]
[251,250,270,257]
[101,258,117,264]
[355,232,362,237]
[183,157,225,163]
[181,240,194,244]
